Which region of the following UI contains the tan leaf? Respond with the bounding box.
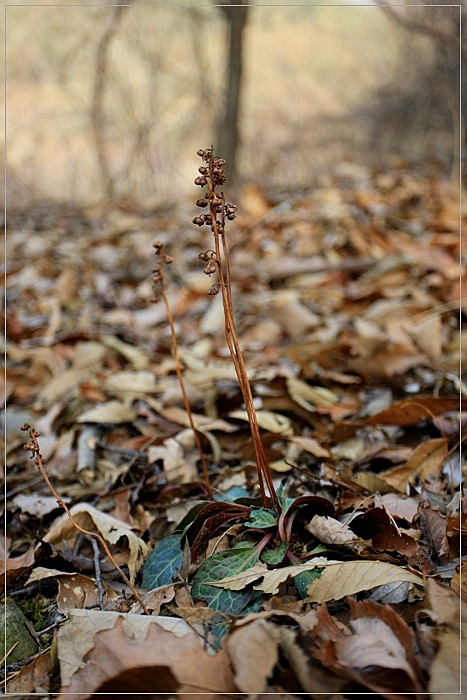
[381,438,448,492]
[77,400,137,424]
[226,619,280,694]
[130,584,176,615]
[43,503,148,583]
[40,341,107,405]
[209,559,423,601]
[404,314,443,360]
[103,370,157,394]
[286,376,337,412]
[376,494,419,523]
[337,616,416,679]
[288,435,331,458]
[13,493,69,518]
[206,557,423,603]
[306,514,369,551]
[5,650,51,694]
[100,334,150,370]
[303,560,423,603]
[427,581,467,697]
[58,610,236,698]
[229,409,294,436]
[56,573,118,615]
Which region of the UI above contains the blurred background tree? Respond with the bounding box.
[4,0,463,211]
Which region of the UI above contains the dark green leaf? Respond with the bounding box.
[141,534,183,589]
[245,508,278,529]
[261,541,288,565]
[191,546,264,614]
[294,567,323,598]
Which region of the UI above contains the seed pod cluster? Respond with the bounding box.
[194,148,238,295]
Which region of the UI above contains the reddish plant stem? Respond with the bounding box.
[21,424,150,615]
[206,158,280,514]
[152,245,213,500]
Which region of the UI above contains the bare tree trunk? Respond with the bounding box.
[375,1,464,184]
[91,1,132,202]
[217,1,249,186]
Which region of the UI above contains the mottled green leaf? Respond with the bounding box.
[246,508,278,529]
[141,534,183,589]
[191,546,264,614]
[261,541,288,565]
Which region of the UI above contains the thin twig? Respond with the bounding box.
[152,245,213,499]
[21,424,150,615]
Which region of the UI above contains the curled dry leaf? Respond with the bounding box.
[226,618,280,694]
[43,502,148,583]
[103,370,157,394]
[306,514,370,552]
[229,409,294,436]
[58,611,237,699]
[365,396,463,426]
[309,599,423,694]
[350,506,420,557]
[77,400,137,424]
[380,438,448,492]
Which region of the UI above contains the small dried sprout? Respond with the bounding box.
[198,250,217,262]
[203,261,217,276]
[208,283,220,295]
[225,204,237,221]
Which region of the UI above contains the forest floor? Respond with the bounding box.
[3,160,466,698]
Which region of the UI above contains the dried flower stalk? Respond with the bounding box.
[194,147,280,513]
[21,424,150,615]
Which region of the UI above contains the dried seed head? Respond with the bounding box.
[194,176,207,186]
[196,197,208,208]
[152,241,163,251]
[215,221,224,234]
[198,166,208,175]
[203,261,217,276]
[197,149,206,157]
[164,255,173,264]
[193,216,204,226]
[211,196,223,208]
[208,283,220,295]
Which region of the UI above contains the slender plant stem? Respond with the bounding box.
[21,424,150,615]
[203,153,280,514]
[152,244,213,499]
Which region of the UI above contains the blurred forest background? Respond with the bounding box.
[3,0,463,211]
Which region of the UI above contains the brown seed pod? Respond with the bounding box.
[203,261,217,276]
[194,176,207,186]
[193,216,204,226]
[208,283,220,295]
[196,197,208,208]
[198,166,208,175]
[197,149,206,157]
